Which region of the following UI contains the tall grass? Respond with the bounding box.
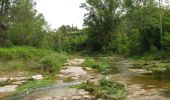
[0,46,67,74]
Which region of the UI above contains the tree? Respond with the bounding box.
[8,0,47,47]
[122,0,161,54]
[81,0,121,51]
[0,0,11,47]
[0,0,11,23]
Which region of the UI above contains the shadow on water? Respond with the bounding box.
[110,59,170,98]
[127,74,170,90]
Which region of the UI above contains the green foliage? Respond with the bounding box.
[40,53,67,73]
[0,0,47,48]
[162,89,170,97]
[149,63,170,79]
[0,46,43,60]
[16,77,54,94]
[63,77,74,82]
[75,79,128,100]
[0,79,12,87]
[0,60,27,71]
[162,32,170,51]
[0,46,67,73]
[48,28,87,52]
[81,58,109,72]
[63,35,87,52]
[81,0,121,52]
[8,0,46,47]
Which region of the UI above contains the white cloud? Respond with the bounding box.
[35,0,86,29]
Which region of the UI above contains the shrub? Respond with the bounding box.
[81,58,109,71]
[0,46,44,61]
[0,46,67,74]
[40,53,67,73]
[75,79,128,100]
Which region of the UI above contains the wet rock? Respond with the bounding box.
[83,95,93,99]
[129,69,152,74]
[12,80,27,85]
[32,75,44,80]
[0,85,18,92]
[55,96,63,100]
[71,96,82,100]
[11,77,30,81]
[35,96,53,100]
[147,85,156,88]
[84,67,93,71]
[63,96,68,100]
[60,67,87,80]
[0,78,9,82]
[79,89,89,95]
[66,59,85,66]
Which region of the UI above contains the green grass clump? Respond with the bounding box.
[0,46,44,61]
[39,53,67,73]
[0,46,67,74]
[0,79,12,87]
[162,89,170,97]
[16,77,54,94]
[75,79,128,100]
[63,77,74,82]
[149,64,170,79]
[81,58,109,71]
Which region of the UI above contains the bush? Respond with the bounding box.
[0,46,67,74]
[150,64,170,79]
[81,58,109,71]
[0,46,44,61]
[75,79,128,100]
[40,53,67,73]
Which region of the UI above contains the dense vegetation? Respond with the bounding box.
[0,0,170,99]
[1,0,170,58]
[0,47,67,73]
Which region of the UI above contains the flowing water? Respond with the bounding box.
[111,58,170,100]
[1,58,170,100]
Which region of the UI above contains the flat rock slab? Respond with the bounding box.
[0,85,18,93]
[32,75,44,80]
[60,67,87,76]
[23,88,94,100]
[129,69,152,74]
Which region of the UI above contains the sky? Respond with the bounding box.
[35,0,86,29]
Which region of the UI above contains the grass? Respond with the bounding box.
[16,77,54,94]
[148,63,170,79]
[73,79,128,100]
[162,89,170,97]
[0,46,67,74]
[130,59,170,79]
[0,79,12,87]
[63,77,74,82]
[81,58,109,72]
